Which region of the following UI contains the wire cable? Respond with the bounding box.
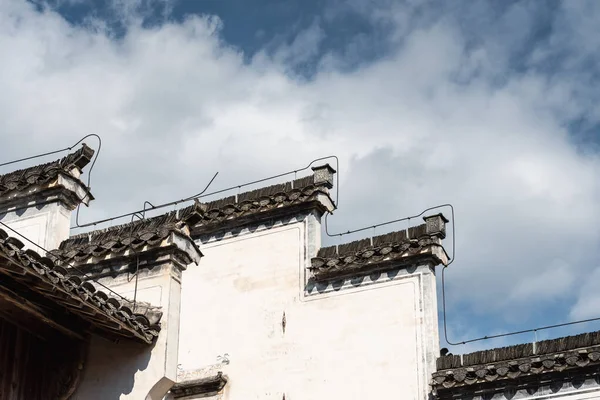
[0,148,69,168]
[440,263,600,346]
[70,155,340,230]
[0,134,102,185]
[325,203,454,240]
[325,200,600,347]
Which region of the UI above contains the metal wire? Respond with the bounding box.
[0,220,128,301]
[325,203,455,240]
[73,135,102,227]
[70,155,340,230]
[0,133,104,231]
[0,148,69,168]
[0,141,340,312]
[5,138,598,347]
[326,199,600,347]
[442,264,600,345]
[0,134,102,186]
[71,171,218,230]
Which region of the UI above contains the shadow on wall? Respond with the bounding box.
[73,336,154,400]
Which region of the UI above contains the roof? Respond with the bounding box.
[190,174,335,236]
[433,331,600,394]
[0,144,94,198]
[310,214,449,282]
[55,202,204,265]
[56,170,334,263]
[0,227,160,344]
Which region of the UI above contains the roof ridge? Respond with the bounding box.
[438,330,600,369]
[59,171,333,259]
[65,211,179,243]
[62,201,204,248]
[0,144,94,180]
[316,224,429,259]
[0,144,95,197]
[432,330,600,391]
[65,174,318,244]
[203,174,316,210]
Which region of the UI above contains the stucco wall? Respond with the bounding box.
[178,214,439,400]
[449,383,600,400]
[74,265,182,400]
[0,201,71,252]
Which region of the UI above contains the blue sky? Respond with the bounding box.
[4,0,600,353]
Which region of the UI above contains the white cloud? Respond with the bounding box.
[1,0,600,347]
[570,267,600,321]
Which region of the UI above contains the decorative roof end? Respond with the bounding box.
[311,163,336,189]
[70,143,95,172]
[424,213,448,239]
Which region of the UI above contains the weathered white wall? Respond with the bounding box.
[533,390,600,399]
[74,264,182,400]
[455,384,600,400]
[178,214,439,400]
[0,202,71,252]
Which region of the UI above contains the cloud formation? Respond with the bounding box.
[2,0,600,349]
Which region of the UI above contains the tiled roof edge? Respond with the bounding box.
[190,174,334,236]
[310,214,449,281]
[437,330,600,370]
[0,227,160,344]
[59,169,335,262]
[433,330,600,390]
[0,144,94,198]
[56,202,204,265]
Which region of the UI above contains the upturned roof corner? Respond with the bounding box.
[0,144,95,210]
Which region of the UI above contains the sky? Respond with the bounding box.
[2,0,600,353]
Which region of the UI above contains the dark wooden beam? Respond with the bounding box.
[0,280,86,341]
[0,309,49,342]
[0,261,27,276]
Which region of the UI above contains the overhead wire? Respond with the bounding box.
[4,137,600,347]
[70,155,340,230]
[0,148,70,168]
[325,199,600,347]
[0,138,340,310]
[0,133,102,185]
[6,137,600,346]
[0,134,129,300]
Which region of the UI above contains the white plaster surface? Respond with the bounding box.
[0,202,71,252]
[74,267,182,400]
[178,218,438,400]
[528,390,600,399]
[457,385,600,400]
[541,391,600,399]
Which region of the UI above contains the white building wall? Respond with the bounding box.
[178,213,439,400]
[452,384,600,400]
[74,265,183,400]
[0,202,71,252]
[533,390,600,399]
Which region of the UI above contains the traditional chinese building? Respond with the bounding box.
[1,144,599,399]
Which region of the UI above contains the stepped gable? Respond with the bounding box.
[0,144,94,197]
[0,227,160,343]
[190,173,334,235]
[310,214,449,281]
[433,331,600,395]
[55,202,203,264]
